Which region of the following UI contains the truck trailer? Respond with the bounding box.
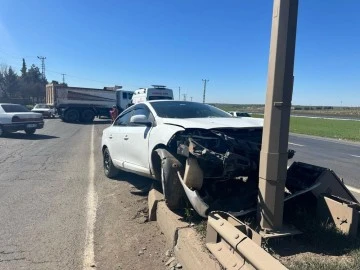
[46,83,132,123]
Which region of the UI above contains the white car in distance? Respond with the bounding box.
[101,101,265,217]
[0,103,44,137]
[32,104,56,118]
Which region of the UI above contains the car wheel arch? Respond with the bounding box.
[150,144,168,181]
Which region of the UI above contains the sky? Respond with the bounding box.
[0,0,359,106]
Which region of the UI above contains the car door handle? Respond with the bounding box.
[109,135,113,139]
[124,135,129,140]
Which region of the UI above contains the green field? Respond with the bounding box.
[289,117,360,141]
[253,115,360,141]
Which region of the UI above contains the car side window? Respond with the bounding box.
[114,110,133,126]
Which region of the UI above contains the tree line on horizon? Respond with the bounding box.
[0,59,47,103]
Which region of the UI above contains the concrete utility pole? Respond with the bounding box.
[37,56,46,80]
[179,87,181,100]
[190,96,193,101]
[258,0,299,231]
[202,79,209,103]
[182,94,187,101]
[61,73,66,84]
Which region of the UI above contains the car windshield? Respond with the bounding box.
[34,104,49,109]
[150,101,232,118]
[1,104,29,113]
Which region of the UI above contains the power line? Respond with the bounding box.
[202,79,209,103]
[0,49,37,60]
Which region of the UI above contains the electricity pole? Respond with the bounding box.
[258,0,299,231]
[182,94,187,101]
[178,87,181,100]
[37,56,46,80]
[190,96,193,101]
[61,73,66,84]
[202,79,209,103]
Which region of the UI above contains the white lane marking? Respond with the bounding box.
[289,142,304,147]
[346,185,360,194]
[350,154,360,158]
[290,133,360,147]
[83,125,98,269]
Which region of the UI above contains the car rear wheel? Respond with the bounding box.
[159,149,186,210]
[25,128,36,135]
[0,125,4,137]
[103,148,119,178]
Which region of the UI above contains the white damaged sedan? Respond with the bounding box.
[101,101,266,217]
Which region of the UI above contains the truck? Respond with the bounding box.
[46,83,132,123]
[129,85,173,105]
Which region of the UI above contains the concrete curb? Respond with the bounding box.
[148,188,221,270]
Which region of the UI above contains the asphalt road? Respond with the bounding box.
[288,133,360,188]
[0,119,167,270]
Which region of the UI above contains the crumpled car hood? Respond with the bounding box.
[161,117,263,129]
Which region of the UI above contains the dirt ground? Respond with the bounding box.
[94,169,172,270]
[93,125,171,270]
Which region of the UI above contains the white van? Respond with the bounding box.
[131,85,173,105]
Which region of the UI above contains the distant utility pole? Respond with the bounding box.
[37,56,46,80]
[182,94,187,101]
[190,96,193,101]
[202,79,209,103]
[61,73,66,84]
[178,87,181,100]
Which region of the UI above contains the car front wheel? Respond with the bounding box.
[158,149,186,210]
[25,128,36,135]
[103,148,119,178]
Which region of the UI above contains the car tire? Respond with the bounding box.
[0,125,4,137]
[80,110,95,123]
[65,109,80,122]
[159,149,186,210]
[25,128,36,135]
[103,148,119,178]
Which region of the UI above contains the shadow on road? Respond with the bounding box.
[2,133,59,140]
[60,119,112,126]
[109,171,158,196]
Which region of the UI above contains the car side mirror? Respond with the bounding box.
[130,115,152,126]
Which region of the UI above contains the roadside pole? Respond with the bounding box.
[258,0,299,230]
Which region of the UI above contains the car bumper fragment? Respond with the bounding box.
[3,122,44,132]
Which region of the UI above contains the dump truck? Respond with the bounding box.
[46,83,132,123]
